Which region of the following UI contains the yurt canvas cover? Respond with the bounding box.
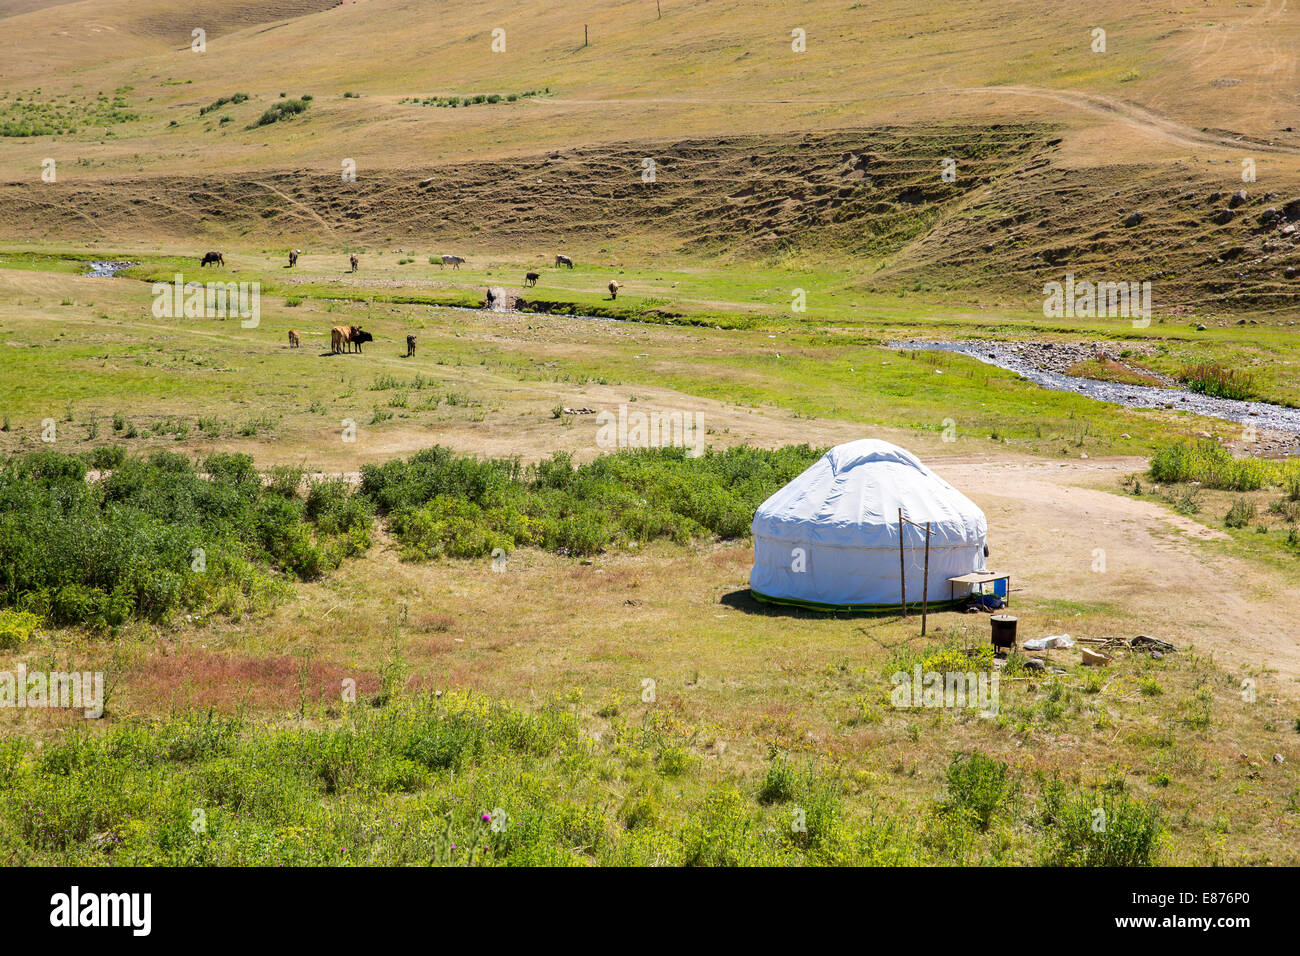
[750,440,987,610]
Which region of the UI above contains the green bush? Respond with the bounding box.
[0,448,371,627]
[1224,497,1256,528]
[1149,440,1281,491]
[758,755,799,804]
[250,98,309,128]
[363,444,822,559]
[944,751,1014,832]
[0,608,40,648]
[1038,782,1162,866]
[1177,362,1255,400]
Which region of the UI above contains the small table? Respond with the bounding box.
[948,571,1011,606]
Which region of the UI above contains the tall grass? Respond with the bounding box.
[0,694,1164,866]
[1149,440,1297,491]
[1177,362,1256,401]
[362,444,823,560]
[0,449,371,628]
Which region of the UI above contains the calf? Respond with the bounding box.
[405,334,417,358]
[288,329,300,348]
[524,271,539,286]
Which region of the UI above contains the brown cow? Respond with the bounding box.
[200,251,224,267]
[608,280,621,300]
[349,254,359,273]
[405,334,416,358]
[288,249,300,268]
[524,272,539,286]
[330,325,348,354]
[348,325,373,353]
[288,329,300,348]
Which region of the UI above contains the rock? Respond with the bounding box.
[1196,324,1207,331]
[1023,658,1046,672]
[1081,647,1112,667]
[1229,189,1249,208]
[1124,210,1144,227]
[1275,754,1286,764]
[1211,208,1235,225]
[1286,266,1297,279]
[1260,208,1280,225]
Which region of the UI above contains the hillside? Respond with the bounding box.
[1,1,1298,308]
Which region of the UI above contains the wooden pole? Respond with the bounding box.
[656,0,662,18]
[898,509,906,618]
[921,522,931,636]
[584,24,588,46]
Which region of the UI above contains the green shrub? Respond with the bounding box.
[1149,440,1275,491]
[0,448,371,627]
[1177,362,1255,400]
[198,92,249,116]
[1038,783,1162,866]
[0,608,40,648]
[758,755,799,804]
[1224,497,1255,529]
[363,444,822,560]
[944,751,1014,831]
[250,98,309,128]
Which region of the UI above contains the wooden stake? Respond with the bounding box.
[898,509,906,618]
[921,521,931,636]
[584,24,589,46]
[656,0,662,18]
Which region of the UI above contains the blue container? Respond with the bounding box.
[992,577,1008,598]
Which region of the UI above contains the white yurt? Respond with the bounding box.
[750,439,987,610]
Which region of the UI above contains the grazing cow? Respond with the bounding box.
[348,325,374,353]
[608,280,621,300]
[485,288,497,309]
[440,254,465,270]
[555,254,574,269]
[405,334,417,357]
[524,272,539,286]
[331,325,373,354]
[349,254,359,273]
[288,249,300,267]
[288,329,300,348]
[200,251,224,267]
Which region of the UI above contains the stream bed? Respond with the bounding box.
[892,340,1300,440]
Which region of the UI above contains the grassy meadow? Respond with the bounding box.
[0,249,1297,867]
[1,0,1299,871]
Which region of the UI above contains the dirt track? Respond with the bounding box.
[940,456,1300,689]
